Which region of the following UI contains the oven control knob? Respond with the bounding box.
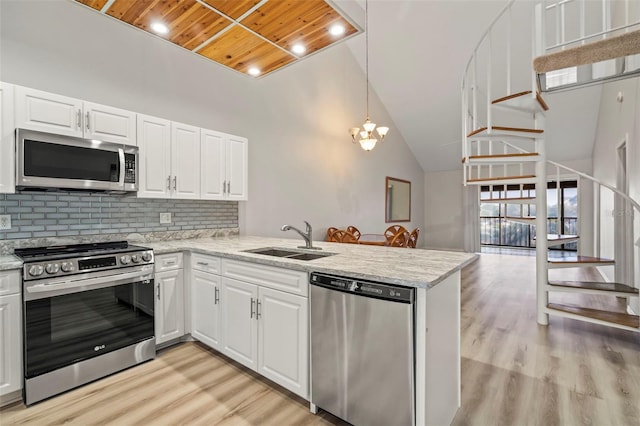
[120,255,131,265]
[28,265,44,277]
[131,255,140,263]
[45,263,60,274]
[141,252,152,262]
[61,262,74,272]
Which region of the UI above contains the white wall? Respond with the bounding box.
[0,0,424,242]
[424,170,465,250]
[592,77,640,313]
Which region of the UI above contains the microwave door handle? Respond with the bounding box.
[118,148,125,186]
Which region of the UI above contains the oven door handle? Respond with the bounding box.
[25,269,154,300]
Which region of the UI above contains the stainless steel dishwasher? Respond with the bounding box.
[310,272,415,426]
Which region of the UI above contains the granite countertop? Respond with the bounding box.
[0,255,23,271]
[0,236,478,289]
[145,236,478,289]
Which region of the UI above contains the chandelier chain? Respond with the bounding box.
[365,0,369,118]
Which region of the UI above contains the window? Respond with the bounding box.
[480,180,578,251]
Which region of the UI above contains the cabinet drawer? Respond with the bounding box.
[222,259,308,297]
[191,254,221,274]
[155,253,183,272]
[0,270,20,296]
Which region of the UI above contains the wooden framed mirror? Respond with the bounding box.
[385,177,411,222]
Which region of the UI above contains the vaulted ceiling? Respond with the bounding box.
[74,0,604,172]
[75,0,359,76]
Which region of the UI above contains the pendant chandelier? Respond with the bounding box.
[349,0,389,151]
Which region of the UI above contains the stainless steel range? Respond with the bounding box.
[15,241,156,405]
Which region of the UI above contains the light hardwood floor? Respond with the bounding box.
[1,253,638,425]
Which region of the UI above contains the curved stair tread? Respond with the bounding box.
[479,196,537,204]
[548,255,614,264]
[549,280,638,295]
[545,234,579,241]
[466,174,536,184]
[492,90,549,112]
[547,303,639,329]
[467,126,544,138]
[465,153,541,163]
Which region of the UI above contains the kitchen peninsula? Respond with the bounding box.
[0,235,476,425]
[146,235,477,426]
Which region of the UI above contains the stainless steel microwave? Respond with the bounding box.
[16,129,138,193]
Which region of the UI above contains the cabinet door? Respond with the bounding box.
[137,114,171,198]
[15,86,82,137]
[155,269,184,345]
[0,293,21,396]
[191,270,221,350]
[171,122,201,199]
[258,287,308,398]
[226,135,248,200]
[84,101,136,145]
[220,278,258,371]
[200,129,226,200]
[0,83,14,194]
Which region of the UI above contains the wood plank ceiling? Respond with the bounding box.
[74,0,359,77]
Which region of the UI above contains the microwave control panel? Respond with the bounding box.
[124,153,136,184]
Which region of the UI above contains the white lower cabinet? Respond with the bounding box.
[257,286,308,398]
[190,255,309,399]
[220,278,258,370]
[0,271,21,402]
[155,254,185,346]
[191,270,222,350]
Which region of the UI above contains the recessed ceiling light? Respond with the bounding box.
[291,43,306,55]
[248,67,261,76]
[150,22,169,35]
[329,24,346,36]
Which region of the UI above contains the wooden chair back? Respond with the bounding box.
[326,227,338,241]
[407,228,420,248]
[389,230,410,247]
[330,229,359,244]
[384,225,408,244]
[346,226,361,240]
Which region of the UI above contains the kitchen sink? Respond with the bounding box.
[243,247,335,261]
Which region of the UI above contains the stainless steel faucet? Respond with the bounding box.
[281,221,320,250]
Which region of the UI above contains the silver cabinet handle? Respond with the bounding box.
[256,299,262,319]
[85,111,90,131]
[227,181,231,194]
[223,180,226,194]
[250,297,255,318]
[156,284,161,300]
[76,110,82,129]
[196,261,209,266]
[167,176,171,190]
[214,287,219,305]
[173,176,177,190]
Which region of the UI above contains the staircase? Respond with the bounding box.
[462,0,640,332]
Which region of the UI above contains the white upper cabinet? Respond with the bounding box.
[0,83,15,194]
[15,86,82,137]
[201,131,248,201]
[15,86,136,145]
[226,135,248,200]
[137,114,171,198]
[171,122,201,200]
[83,101,137,145]
[201,130,226,200]
[137,117,201,199]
